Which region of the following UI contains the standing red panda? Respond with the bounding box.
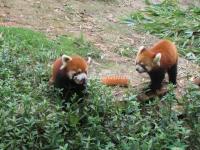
[49,55,91,100]
[135,39,178,91]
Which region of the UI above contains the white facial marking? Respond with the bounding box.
[67,70,76,79]
[145,66,152,72]
[74,73,87,84]
[136,64,152,73]
[135,59,138,65]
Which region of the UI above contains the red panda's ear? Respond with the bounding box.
[138,46,146,54]
[86,57,92,65]
[60,55,72,70]
[153,53,161,66]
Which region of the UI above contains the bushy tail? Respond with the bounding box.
[101,75,129,86]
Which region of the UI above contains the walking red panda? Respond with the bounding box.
[135,39,178,91]
[49,55,91,100]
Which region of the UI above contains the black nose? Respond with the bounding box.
[136,68,139,72]
[82,78,86,84]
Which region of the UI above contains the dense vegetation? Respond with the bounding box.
[124,1,200,64]
[0,25,199,149]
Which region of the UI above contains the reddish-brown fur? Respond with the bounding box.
[136,39,178,91]
[101,75,129,86]
[149,40,178,69]
[50,55,88,84]
[136,39,178,71]
[49,55,90,102]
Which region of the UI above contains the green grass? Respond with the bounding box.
[114,44,137,57]
[0,27,99,59]
[124,1,200,63]
[0,27,200,149]
[96,0,116,2]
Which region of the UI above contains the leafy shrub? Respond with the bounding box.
[182,84,200,150]
[0,27,199,149]
[124,1,200,64]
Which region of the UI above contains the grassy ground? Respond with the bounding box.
[1,0,199,93]
[0,27,200,149]
[124,1,200,64]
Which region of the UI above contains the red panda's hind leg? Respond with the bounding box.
[148,69,165,92]
[167,63,177,85]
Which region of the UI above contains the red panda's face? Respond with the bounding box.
[60,55,91,84]
[135,46,161,73]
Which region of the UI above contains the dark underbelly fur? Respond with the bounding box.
[148,63,177,91]
[54,72,88,101]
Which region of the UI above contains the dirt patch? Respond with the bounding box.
[0,0,199,100]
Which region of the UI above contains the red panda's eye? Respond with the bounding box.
[140,64,147,70]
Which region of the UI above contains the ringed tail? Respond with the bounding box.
[101,75,129,86]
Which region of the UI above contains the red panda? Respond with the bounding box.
[191,77,200,87]
[101,75,129,86]
[135,39,178,91]
[49,55,91,100]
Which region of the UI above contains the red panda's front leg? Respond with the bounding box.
[148,69,165,91]
[167,63,177,85]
